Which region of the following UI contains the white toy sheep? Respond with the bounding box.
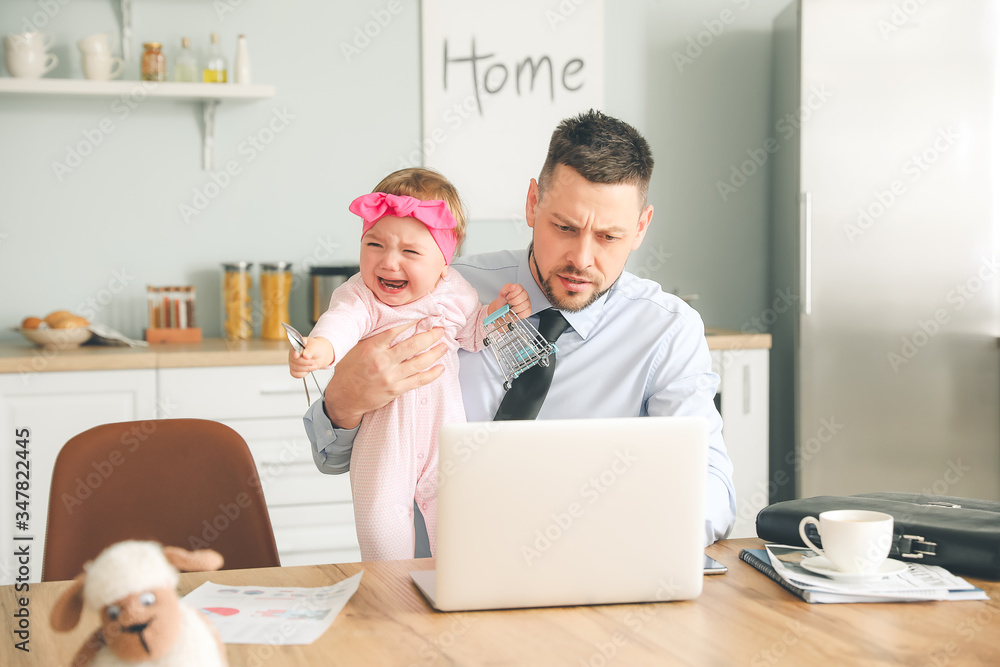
[50,541,228,667]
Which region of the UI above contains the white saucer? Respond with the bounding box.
[799,556,909,581]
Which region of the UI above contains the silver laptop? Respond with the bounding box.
[410,416,708,611]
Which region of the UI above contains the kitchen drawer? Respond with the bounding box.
[158,365,310,420]
[218,417,322,464]
[221,418,354,505]
[261,462,351,506]
[269,504,359,565]
[223,417,317,465]
[268,503,356,529]
[273,522,359,555]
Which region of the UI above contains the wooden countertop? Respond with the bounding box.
[704,327,771,350]
[2,538,997,666]
[0,338,290,374]
[0,330,770,374]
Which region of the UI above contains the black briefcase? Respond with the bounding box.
[755,492,1000,579]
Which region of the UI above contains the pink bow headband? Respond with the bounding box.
[349,192,458,264]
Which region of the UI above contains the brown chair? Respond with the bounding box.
[43,418,280,581]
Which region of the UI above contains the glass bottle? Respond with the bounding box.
[174,37,197,82]
[222,262,253,339]
[203,32,228,83]
[141,42,165,82]
[260,262,292,340]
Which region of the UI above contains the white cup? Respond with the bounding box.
[81,52,124,80]
[4,31,54,53]
[77,32,114,54]
[798,509,894,574]
[4,46,58,78]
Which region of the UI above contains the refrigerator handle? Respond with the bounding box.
[800,191,813,315]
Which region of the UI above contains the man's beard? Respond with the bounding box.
[529,243,608,312]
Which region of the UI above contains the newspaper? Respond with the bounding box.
[181,571,363,645]
[764,545,986,602]
[87,323,149,347]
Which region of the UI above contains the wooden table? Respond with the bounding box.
[3,539,998,666]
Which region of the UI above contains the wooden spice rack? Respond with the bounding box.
[145,327,203,344]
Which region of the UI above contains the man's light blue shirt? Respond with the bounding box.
[304,248,737,545]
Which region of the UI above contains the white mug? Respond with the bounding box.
[82,53,124,80]
[798,509,894,574]
[77,31,114,54]
[4,47,58,78]
[4,31,54,52]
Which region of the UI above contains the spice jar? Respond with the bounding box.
[260,262,292,340]
[185,286,197,327]
[146,286,161,328]
[222,262,253,340]
[141,42,165,82]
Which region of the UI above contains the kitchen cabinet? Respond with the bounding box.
[0,369,156,585]
[712,347,770,538]
[158,365,360,568]
[0,362,356,586]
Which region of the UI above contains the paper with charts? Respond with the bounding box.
[181,571,363,645]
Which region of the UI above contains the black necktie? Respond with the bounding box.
[494,309,571,421]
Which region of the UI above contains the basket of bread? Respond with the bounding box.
[19,311,92,348]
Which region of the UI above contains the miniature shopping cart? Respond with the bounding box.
[482,305,557,390]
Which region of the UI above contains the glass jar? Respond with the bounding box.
[260,262,292,340]
[222,262,253,340]
[184,286,197,327]
[310,266,358,325]
[146,286,160,328]
[141,42,165,82]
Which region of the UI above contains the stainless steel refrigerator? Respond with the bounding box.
[770,0,1000,501]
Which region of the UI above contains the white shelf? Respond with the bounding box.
[0,77,275,100]
[0,78,276,170]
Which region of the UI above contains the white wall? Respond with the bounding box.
[0,0,788,341]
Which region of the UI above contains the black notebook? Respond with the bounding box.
[739,549,813,602]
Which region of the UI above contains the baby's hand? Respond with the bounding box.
[499,283,531,320]
[288,337,334,378]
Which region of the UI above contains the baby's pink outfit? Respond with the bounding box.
[310,272,487,560]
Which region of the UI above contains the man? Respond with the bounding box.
[304,110,736,551]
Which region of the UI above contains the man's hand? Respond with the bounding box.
[489,283,531,320]
[289,337,334,378]
[323,320,448,429]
